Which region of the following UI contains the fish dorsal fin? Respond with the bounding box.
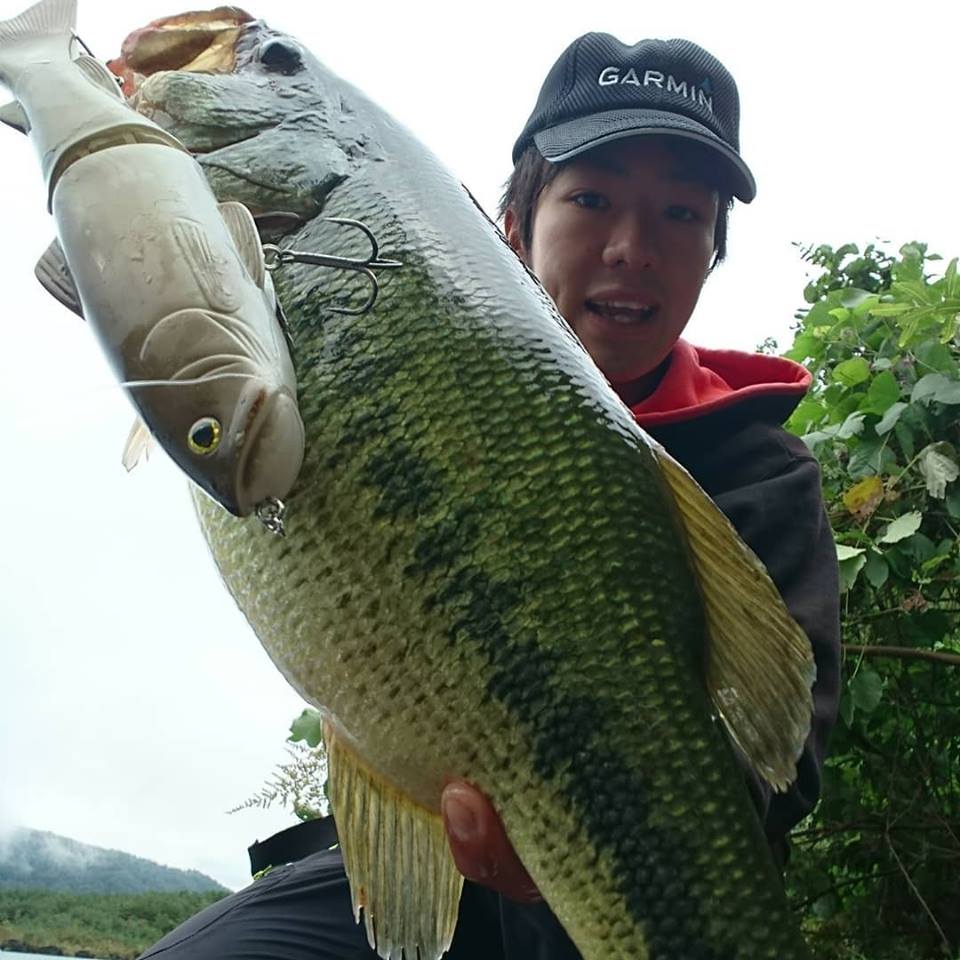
[122,418,155,472]
[74,54,123,99]
[35,238,83,317]
[0,101,29,133]
[652,442,816,792]
[324,719,463,960]
[219,200,266,290]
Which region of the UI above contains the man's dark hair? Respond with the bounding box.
[498,141,733,269]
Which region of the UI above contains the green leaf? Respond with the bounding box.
[911,373,960,404]
[940,312,959,345]
[906,532,937,564]
[918,443,960,498]
[862,371,901,414]
[784,331,822,362]
[875,401,908,435]
[864,551,889,589]
[891,279,936,306]
[878,511,923,544]
[836,544,866,561]
[787,398,826,433]
[901,609,950,645]
[947,487,960,519]
[801,300,835,331]
[839,553,867,592]
[934,379,960,404]
[911,373,948,403]
[894,419,915,460]
[834,357,871,387]
[837,412,866,439]
[849,667,884,714]
[915,340,957,376]
[896,245,925,280]
[847,439,897,479]
[289,708,325,748]
[841,288,875,309]
[884,546,911,579]
[801,431,832,450]
[869,302,913,317]
[920,552,952,576]
[945,257,959,296]
[839,693,855,727]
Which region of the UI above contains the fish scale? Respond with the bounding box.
[196,194,805,958]
[109,13,821,960]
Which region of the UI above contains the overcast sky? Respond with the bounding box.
[1,1,957,893]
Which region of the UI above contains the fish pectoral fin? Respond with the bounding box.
[653,444,816,793]
[219,200,267,290]
[0,100,29,133]
[74,55,124,100]
[122,418,156,472]
[324,720,463,960]
[35,239,84,318]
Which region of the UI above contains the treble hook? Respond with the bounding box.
[255,497,287,537]
[263,217,403,316]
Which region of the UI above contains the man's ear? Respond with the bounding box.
[502,208,527,262]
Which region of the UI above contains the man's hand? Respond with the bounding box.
[441,780,542,903]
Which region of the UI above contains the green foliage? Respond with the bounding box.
[0,888,225,959]
[231,710,329,822]
[289,706,326,748]
[782,242,960,959]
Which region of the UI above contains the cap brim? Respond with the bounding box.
[533,109,756,203]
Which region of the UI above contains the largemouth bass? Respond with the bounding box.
[110,10,816,960]
[0,0,304,518]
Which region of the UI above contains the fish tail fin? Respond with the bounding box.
[0,0,76,88]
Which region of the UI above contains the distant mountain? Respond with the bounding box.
[0,828,229,894]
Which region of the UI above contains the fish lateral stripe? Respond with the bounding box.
[426,565,749,957]
[320,268,796,954]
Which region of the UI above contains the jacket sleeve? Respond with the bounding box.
[711,435,841,849]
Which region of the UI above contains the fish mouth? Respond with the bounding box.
[107,8,254,96]
[233,384,306,516]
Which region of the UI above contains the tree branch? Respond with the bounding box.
[846,606,960,625]
[843,643,960,666]
[885,830,952,952]
[791,868,901,912]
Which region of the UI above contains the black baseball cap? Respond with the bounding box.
[512,34,756,202]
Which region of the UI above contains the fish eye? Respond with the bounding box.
[258,39,304,74]
[188,417,222,456]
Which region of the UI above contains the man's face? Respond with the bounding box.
[507,138,719,401]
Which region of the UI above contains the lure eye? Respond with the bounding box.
[187,417,221,456]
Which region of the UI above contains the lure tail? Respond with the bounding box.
[0,0,76,88]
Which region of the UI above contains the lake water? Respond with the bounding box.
[0,952,104,959]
